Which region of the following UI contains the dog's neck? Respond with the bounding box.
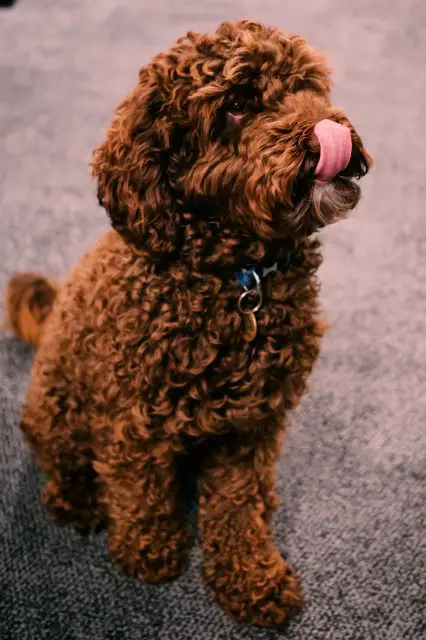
[127,208,317,281]
[175,213,305,275]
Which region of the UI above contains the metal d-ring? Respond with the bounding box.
[237,269,263,314]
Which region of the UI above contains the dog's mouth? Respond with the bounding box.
[294,142,366,200]
[296,123,368,192]
[288,135,369,235]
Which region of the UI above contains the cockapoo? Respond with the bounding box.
[6,20,371,628]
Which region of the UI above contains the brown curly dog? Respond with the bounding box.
[5,20,371,629]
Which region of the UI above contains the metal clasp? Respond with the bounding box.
[237,269,263,315]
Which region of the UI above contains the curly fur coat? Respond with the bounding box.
[5,20,370,629]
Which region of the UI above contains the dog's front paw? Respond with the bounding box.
[109,522,191,583]
[204,552,302,629]
[244,562,302,629]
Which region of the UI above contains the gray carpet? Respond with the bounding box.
[1,1,425,638]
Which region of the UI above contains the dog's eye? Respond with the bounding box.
[227,98,245,114]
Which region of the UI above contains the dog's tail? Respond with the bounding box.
[4,273,58,345]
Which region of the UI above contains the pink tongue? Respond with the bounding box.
[314,119,352,181]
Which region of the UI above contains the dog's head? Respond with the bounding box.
[93,20,371,258]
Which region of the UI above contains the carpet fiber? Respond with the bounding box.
[1,1,425,638]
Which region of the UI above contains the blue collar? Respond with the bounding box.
[234,255,291,290]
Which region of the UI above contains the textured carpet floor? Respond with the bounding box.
[1,1,425,639]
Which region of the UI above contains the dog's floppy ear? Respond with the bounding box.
[92,66,180,259]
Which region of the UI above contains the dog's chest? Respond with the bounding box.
[108,265,322,435]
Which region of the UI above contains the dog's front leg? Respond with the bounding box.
[198,434,302,629]
[97,441,192,583]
